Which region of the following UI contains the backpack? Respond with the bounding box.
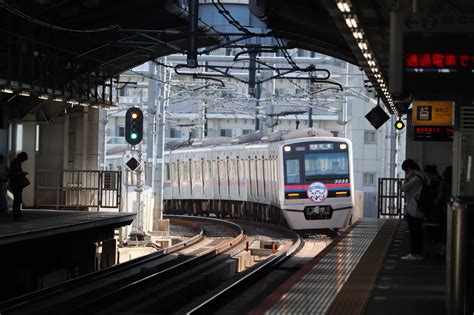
[415,175,434,215]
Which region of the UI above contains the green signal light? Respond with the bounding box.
[130,132,138,140]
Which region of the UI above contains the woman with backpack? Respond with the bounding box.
[401,159,425,261]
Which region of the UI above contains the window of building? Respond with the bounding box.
[170,128,181,138]
[295,88,305,95]
[363,173,376,186]
[364,131,376,144]
[275,88,286,96]
[118,127,125,137]
[242,129,253,135]
[297,49,306,57]
[220,129,232,137]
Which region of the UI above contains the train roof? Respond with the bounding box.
[164,128,338,152]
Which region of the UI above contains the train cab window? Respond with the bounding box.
[285,158,301,184]
[304,152,349,176]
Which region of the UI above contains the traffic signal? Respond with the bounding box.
[394,119,405,130]
[125,107,143,145]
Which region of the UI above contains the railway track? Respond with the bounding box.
[0,217,242,314]
[1,216,313,314]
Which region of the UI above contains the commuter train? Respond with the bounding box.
[162,129,354,231]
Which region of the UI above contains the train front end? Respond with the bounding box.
[279,137,354,230]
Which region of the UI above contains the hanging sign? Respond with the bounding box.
[412,101,454,126]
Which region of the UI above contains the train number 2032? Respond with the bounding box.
[334,179,349,184]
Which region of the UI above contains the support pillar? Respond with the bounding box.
[21,120,36,207]
[63,111,69,170]
[81,108,89,171]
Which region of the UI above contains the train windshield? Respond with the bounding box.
[304,152,349,177]
[283,141,350,184]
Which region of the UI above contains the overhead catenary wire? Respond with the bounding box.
[0,1,119,33]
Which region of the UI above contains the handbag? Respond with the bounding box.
[20,176,30,188]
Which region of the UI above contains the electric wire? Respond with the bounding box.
[0,2,119,33]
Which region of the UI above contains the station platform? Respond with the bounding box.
[251,218,446,315]
[0,209,135,245]
[0,209,135,301]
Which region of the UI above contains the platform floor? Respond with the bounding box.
[251,218,446,315]
[0,209,135,245]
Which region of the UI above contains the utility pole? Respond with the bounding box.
[151,58,170,236]
[248,46,260,131]
[308,76,314,128]
[198,99,206,140]
[146,62,158,186]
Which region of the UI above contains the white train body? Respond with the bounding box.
[163,135,354,230]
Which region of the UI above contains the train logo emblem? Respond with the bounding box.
[307,182,328,203]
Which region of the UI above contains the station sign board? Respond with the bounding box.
[412,101,454,126]
[414,126,454,141]
[402,32,474,96]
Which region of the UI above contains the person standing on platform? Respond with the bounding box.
[0,155,8,215]
[8,152,29,220]
[401,159,425,261]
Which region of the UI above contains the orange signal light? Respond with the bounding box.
[131,112,139,119]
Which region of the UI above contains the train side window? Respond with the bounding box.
[171,162,176,181]
[285,158,301,184]
[165,163,170,181]
[262,155,266,197]
[183,160,189,181]
[216,157,221,194]
[177,160,181,193]
[255,156,259,196]
[206,160,211,180]
[226,157,230,194]
[236,156,240,196]
[248,156,252,197]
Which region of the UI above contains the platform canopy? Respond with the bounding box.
[0,0,218,119]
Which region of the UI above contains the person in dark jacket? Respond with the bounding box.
[401,159,424,261]
[8,152,28,220]
[0,154,8,214]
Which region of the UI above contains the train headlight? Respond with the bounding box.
[284,146,291,152]
[339,143,347,150]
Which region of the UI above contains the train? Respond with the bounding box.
[162,128,354,231]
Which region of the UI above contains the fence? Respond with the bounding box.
[377,178,404,218]
[36,169,121,210]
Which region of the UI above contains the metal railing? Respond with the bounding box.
[377,177,405,218]
[36,169,121,210]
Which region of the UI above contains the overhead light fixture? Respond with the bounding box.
[38,94,49,100]
[67,100,79,105]
[79,102,90,107]
[352,31,363,39]
[337,2,346,12]
[19,91,30,96]
[53,97,64,102]
[343,2,350,12]
[1,88,14,94]
[345,17,353,28]
[350,17,358,28]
